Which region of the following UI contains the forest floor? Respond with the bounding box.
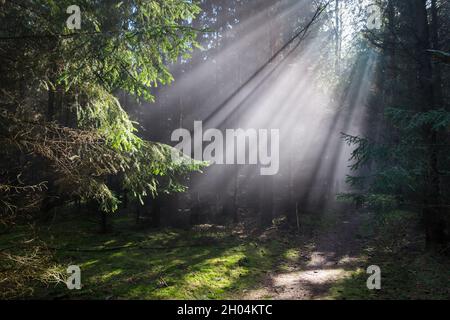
[1,207,449,299]
[242,210,366,299]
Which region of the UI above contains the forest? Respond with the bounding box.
[0,0,449,301]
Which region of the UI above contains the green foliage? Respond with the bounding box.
[385,107,450,131]
[0,0,207,215]
[337,193,398,212]
[122,141,207,206]
[427,49,450,64]
[341,107,450,210]
[77,85,141,153]
[329,211,450,300]
[54,0,202,102]
[0,214,285,299]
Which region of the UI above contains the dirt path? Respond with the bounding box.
[244,211,368,300]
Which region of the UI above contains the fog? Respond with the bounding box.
[137,0,379,222]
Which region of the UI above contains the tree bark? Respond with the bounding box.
[260,175,274,228]
[150,197,161,228]
[334,0,341,75]
[100,210,108,234]
[413,0,446,249]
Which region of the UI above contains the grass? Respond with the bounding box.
[1,209,448,300]
[0,212,286,300]
[328,210,450,300]
[329,252,450,300]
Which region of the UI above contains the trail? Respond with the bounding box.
[244,211,368,300]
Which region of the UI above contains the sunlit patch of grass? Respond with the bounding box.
[328,268,373,299]
[80,259,99,268]
[277,248,302,272]
[283,248,300,261]
[0,213,286,300]
[99,269,123,281]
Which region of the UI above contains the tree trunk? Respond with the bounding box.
[100,211,108,233]
[413,0,446,249]
[135,202,141,225]
[150,197,161,228]
[334,0,341,75]
[260,175,274,228]
[430,0,443,106]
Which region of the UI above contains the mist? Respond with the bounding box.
[132,0,378,225]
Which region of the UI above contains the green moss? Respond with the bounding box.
[283,248,300,261]
[328,211,450,300]
[0,213,286,300]
[4,210,446,300]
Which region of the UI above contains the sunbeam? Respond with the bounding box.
[2,0,449,301]
[159,0,381,218]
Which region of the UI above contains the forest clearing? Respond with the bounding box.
[1,0,449,303]
[2,208,448,299]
